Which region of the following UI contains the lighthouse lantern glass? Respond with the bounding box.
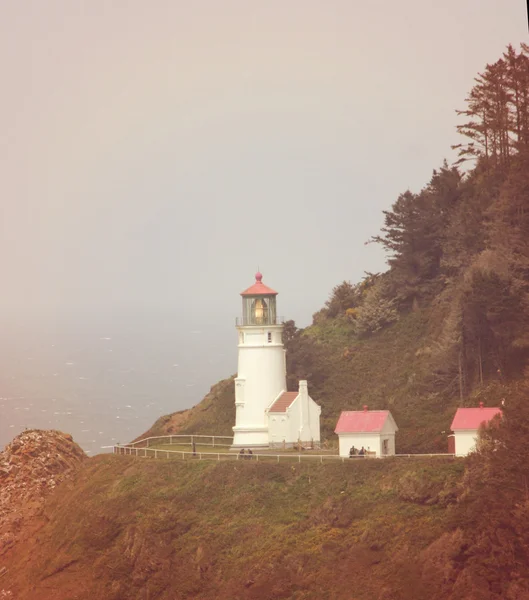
[253,298,267,324]
[242,295,277,325]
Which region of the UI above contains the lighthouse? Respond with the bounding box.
[232,272,287,449]
[232,272,322,450]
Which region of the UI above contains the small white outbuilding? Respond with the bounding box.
[450,403,502,456]
[266,380,321,448]
[335,407,398,457]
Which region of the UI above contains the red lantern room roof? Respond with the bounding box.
[240,272,278,296]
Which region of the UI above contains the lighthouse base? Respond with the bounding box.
[231,426,270,450]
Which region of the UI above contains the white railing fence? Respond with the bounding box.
[123,434,234,449]
[121,434,327,452]
[113,444,456,463]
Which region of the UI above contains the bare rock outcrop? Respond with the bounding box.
[0,430,86,550]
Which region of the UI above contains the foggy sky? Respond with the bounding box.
[1,1,526,329]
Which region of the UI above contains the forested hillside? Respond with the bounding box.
[143,44,529,453]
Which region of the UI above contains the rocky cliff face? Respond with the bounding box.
[0,452,465,600]
[0,429,86,592]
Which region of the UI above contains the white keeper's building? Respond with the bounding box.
[335,407,398,457]
[232,272,321,449]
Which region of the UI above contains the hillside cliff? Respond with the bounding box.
[3,391,529,599]
[0,447,464,600]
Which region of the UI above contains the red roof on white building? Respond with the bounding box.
[450,406,502,431]
[241,272,278,296]
[334,409,397,434]
[268,392,297,413]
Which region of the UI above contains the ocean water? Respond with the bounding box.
[0,316,236,455]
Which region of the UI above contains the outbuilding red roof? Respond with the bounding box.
[450,406,502,431]
[334,410,396,434]
[241,272,278,296]
[268,392,298,413]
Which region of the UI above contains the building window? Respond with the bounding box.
[267,332,272,343]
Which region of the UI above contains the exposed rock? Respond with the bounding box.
[0,430,86,541]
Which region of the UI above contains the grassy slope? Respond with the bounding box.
[304,309,446,451]
[139,307,512,453]
[304,308,515,452]
[136,377,236,441]
[6,454,464,600]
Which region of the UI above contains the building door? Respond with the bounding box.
[382,439,389,455]
[447,435,455,454]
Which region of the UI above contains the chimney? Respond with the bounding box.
[363,405,368,412]
[479,402,484,409]
[299,381,309,430]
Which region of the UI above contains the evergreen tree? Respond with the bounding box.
[322,281,361,318]
[453,44,529,168]
[372,165,462,306]
[355,280,399,336]
[460,262,527,384]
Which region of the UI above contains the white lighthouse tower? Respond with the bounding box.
[232,272,287,449]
